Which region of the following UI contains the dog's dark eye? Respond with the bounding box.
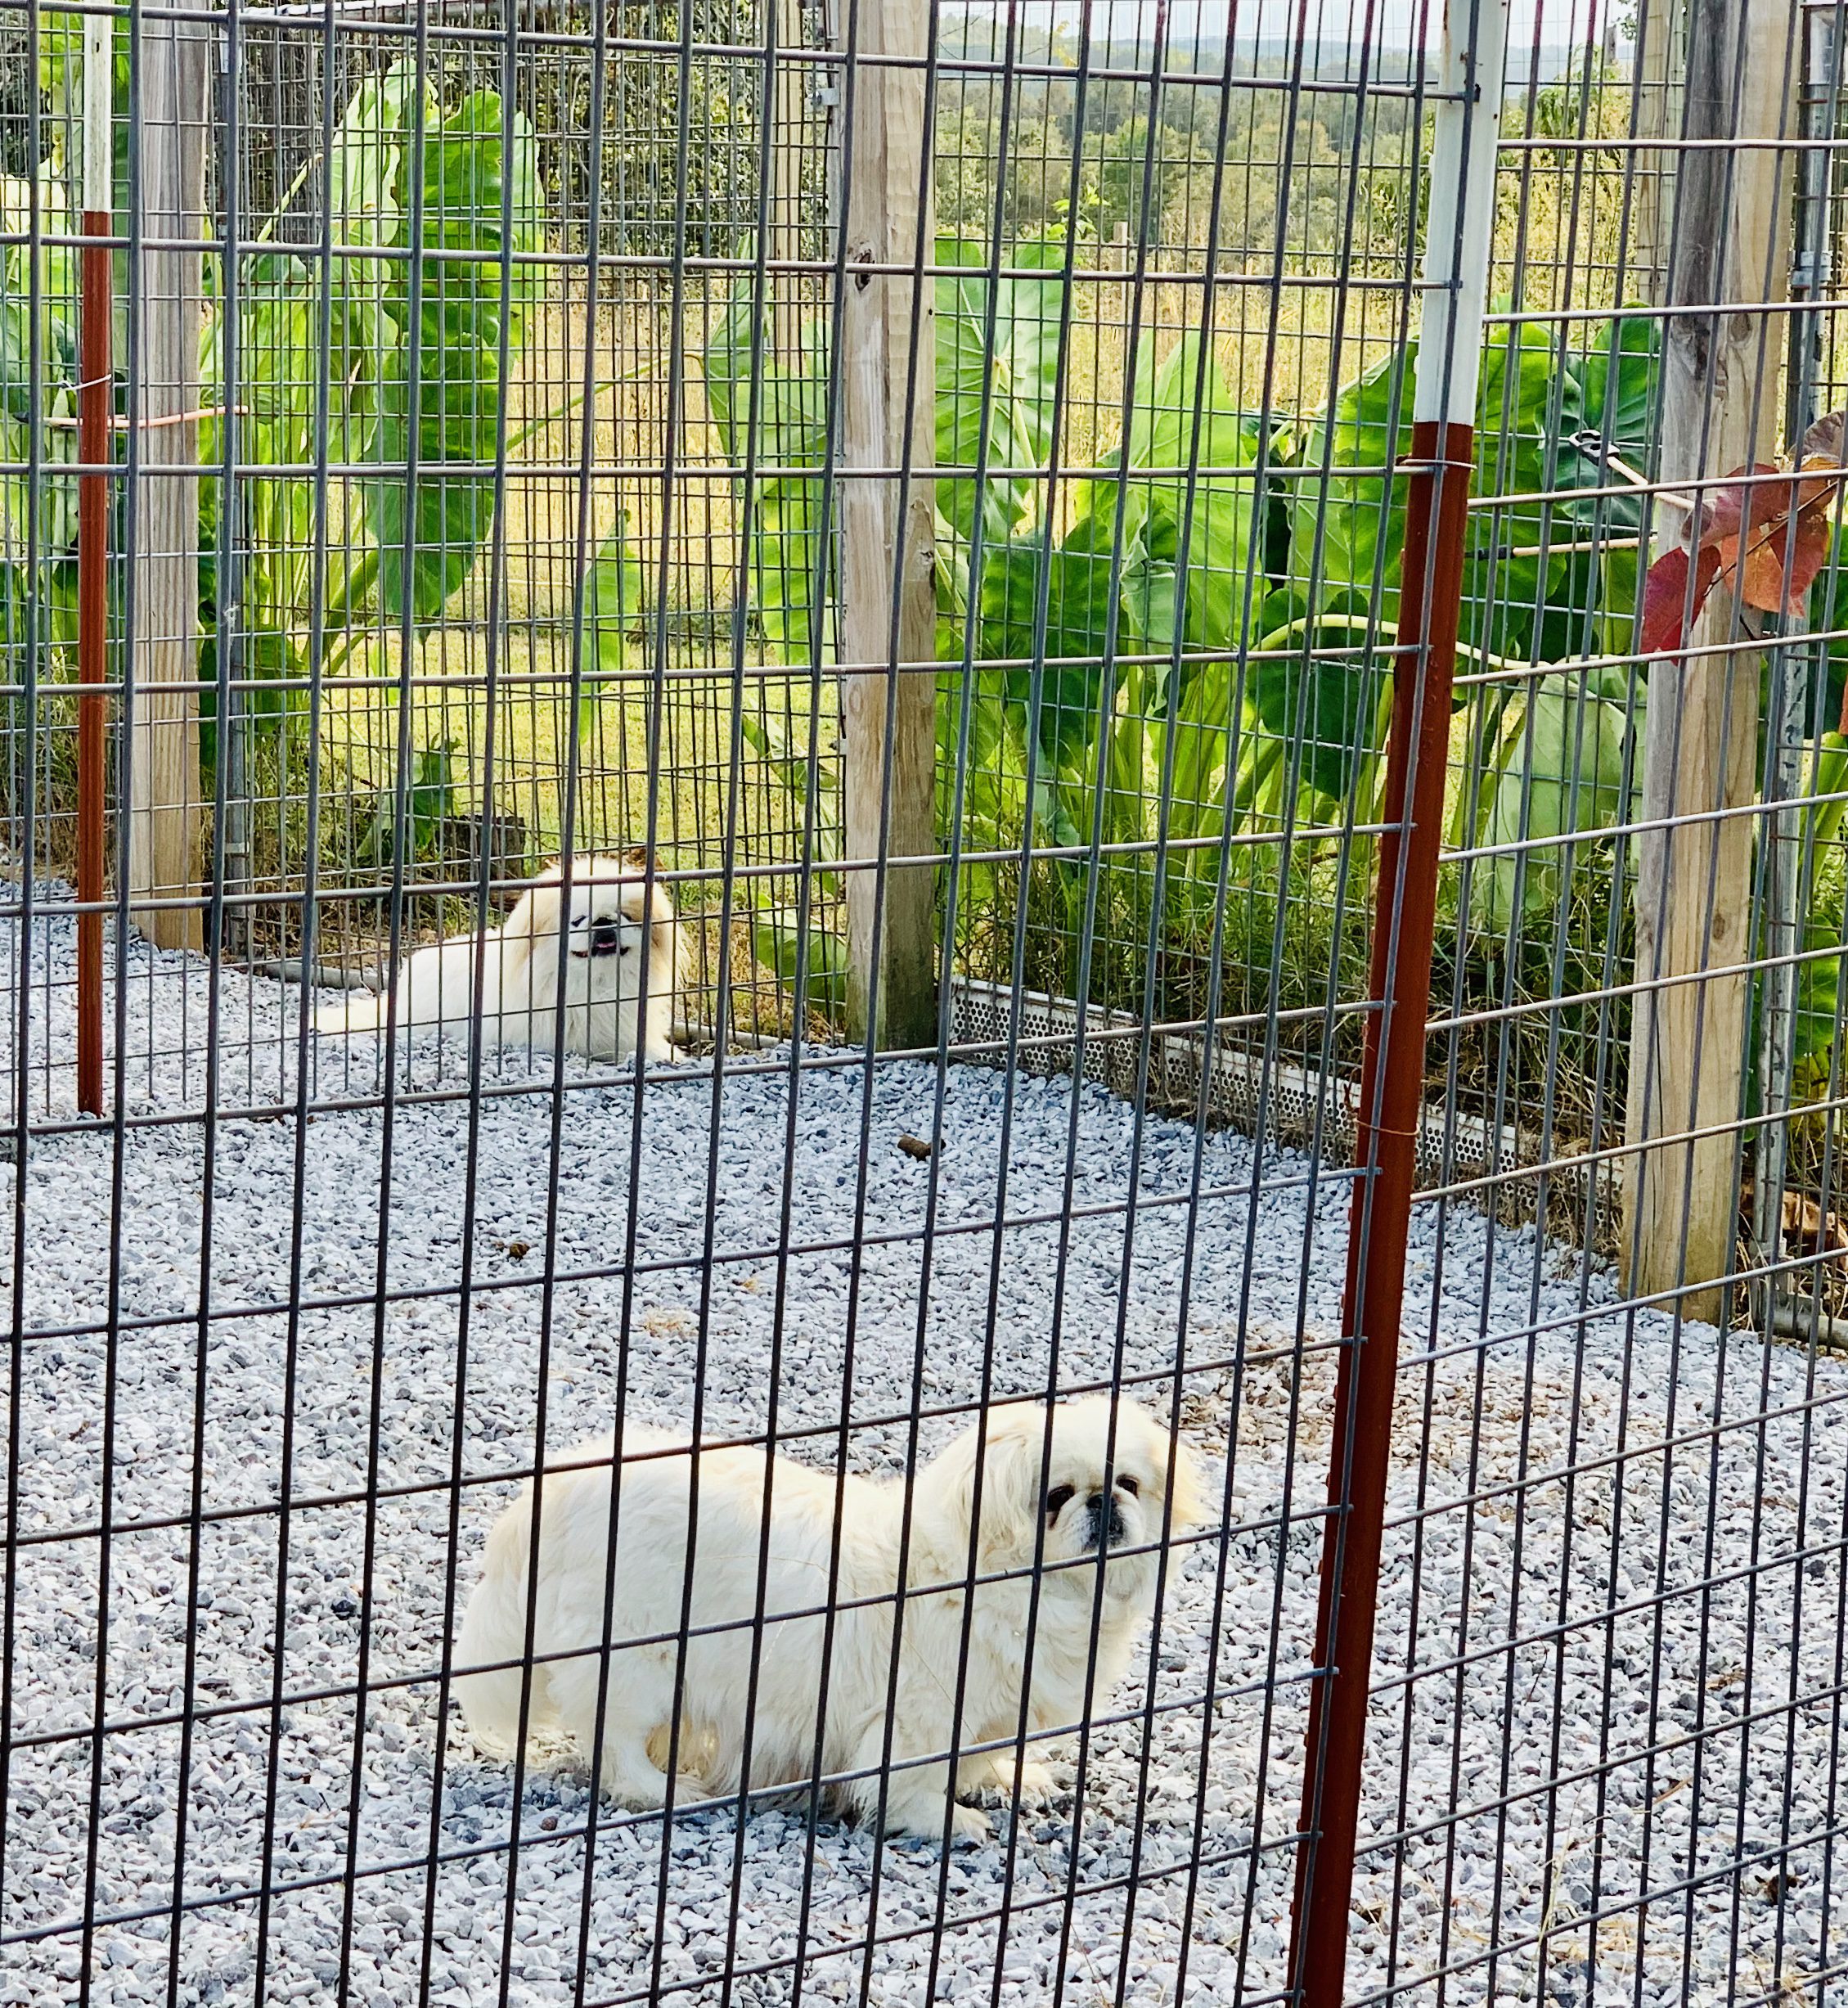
[1117,1475,1140,1497]
[1045,1483,1075,1518]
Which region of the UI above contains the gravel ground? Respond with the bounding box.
[5,907,1848,2006]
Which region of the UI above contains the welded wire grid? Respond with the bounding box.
[0,1,92,1120]
[216,0,840,1050]
[11,0,1848,2002]
[0,0,843,1114]
[1374,2,1848,2004]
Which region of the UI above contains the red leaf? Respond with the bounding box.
[1737,502,1832,614]
[1787,500,1835,599]
[1738,533,1790,611]
[1640,545,1692,655]
[1636,409,1848,665]
[1690,542,1724,633]
[1801,407,1846,470]
[1795,459,1848,513]
[1694,464,1783,553]
[1641,542,1722,658]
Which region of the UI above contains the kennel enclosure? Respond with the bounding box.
[9,0,1848,2002]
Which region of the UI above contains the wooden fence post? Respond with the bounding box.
[836,0,937,1050]
[127,0,209,951]
[770,0,807,362]
[1623,0,1792,1322]
[1629,0,1682,304]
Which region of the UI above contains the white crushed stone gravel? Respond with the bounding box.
[4,905,1848,2006]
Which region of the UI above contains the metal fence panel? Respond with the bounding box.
[5,0,1848,2001]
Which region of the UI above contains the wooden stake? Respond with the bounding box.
[1629,0,1682,304]
[837,0,937,1049]
[1623,0,1792,1323]
[128,0,209,951]
[769,0,807,363]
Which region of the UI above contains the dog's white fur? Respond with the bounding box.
[454,1397,1200,1843]
[314,851,683,1064]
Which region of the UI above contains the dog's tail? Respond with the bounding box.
[453,1486,551,1755]
[312,988,388,1036]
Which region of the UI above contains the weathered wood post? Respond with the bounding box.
[1623,0,1793,1322]
[770,0,807,362]
[835,0,938,1049]
[127,0,209,950]
[1628,0,1682,304]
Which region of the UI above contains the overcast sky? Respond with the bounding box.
[964,0,1612,59]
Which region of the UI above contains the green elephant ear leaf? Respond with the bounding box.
[362,89,542,623]
[1468,687,1630,939]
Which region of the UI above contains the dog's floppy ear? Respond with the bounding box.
[651,907,686,983]
[497,866,564,985]
[917,1400,1051,1583]
[622,844,652,872]
[1159,1425,1207,1533]
[975,1401,1053,1565]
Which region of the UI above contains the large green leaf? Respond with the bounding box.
[933,234,1069,554]
[325,61,432,398]
[362,88,542,622]
[987,235,1068,471]
[1244,589,1388,808]
[1555,311,1660,530]
[1287,341,1412,633]
[937,658,1025,891]
[34,7,87,94]
[701,288,828,467]
[751,906,848,1015]
[353,735,460,868]
[1552,314,1661,660]
[1467,685,1630,938]
[977,529,1119,771]
[1805,524,1848,735]
[326,60,429,251]
[1273,347,1421,807]
[702,289,830,665]
[1790,736,1848,1075]
[933,294,1038,552]
[1291,313,1656,686]
[1104,331,1261,653]
[579,511,646,687]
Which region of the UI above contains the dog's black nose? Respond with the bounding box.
[590,919,623,955]
[1085,1492,1128,1551]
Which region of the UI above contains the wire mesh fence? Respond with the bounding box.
[8,0,1848,2000]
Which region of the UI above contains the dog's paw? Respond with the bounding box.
[882,1797,991,1846]
[1012,1760,1058,1807]
[960,1752,1059,1808]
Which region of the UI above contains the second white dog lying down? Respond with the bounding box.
[454,1398,1200,1843]
[314,851,683,1064]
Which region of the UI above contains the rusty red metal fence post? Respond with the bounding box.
[1288,0,1512,1992]
[74,7,112,1120]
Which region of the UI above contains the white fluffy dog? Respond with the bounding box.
[454,1397,1201,1842]
[314,851,684,1064]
